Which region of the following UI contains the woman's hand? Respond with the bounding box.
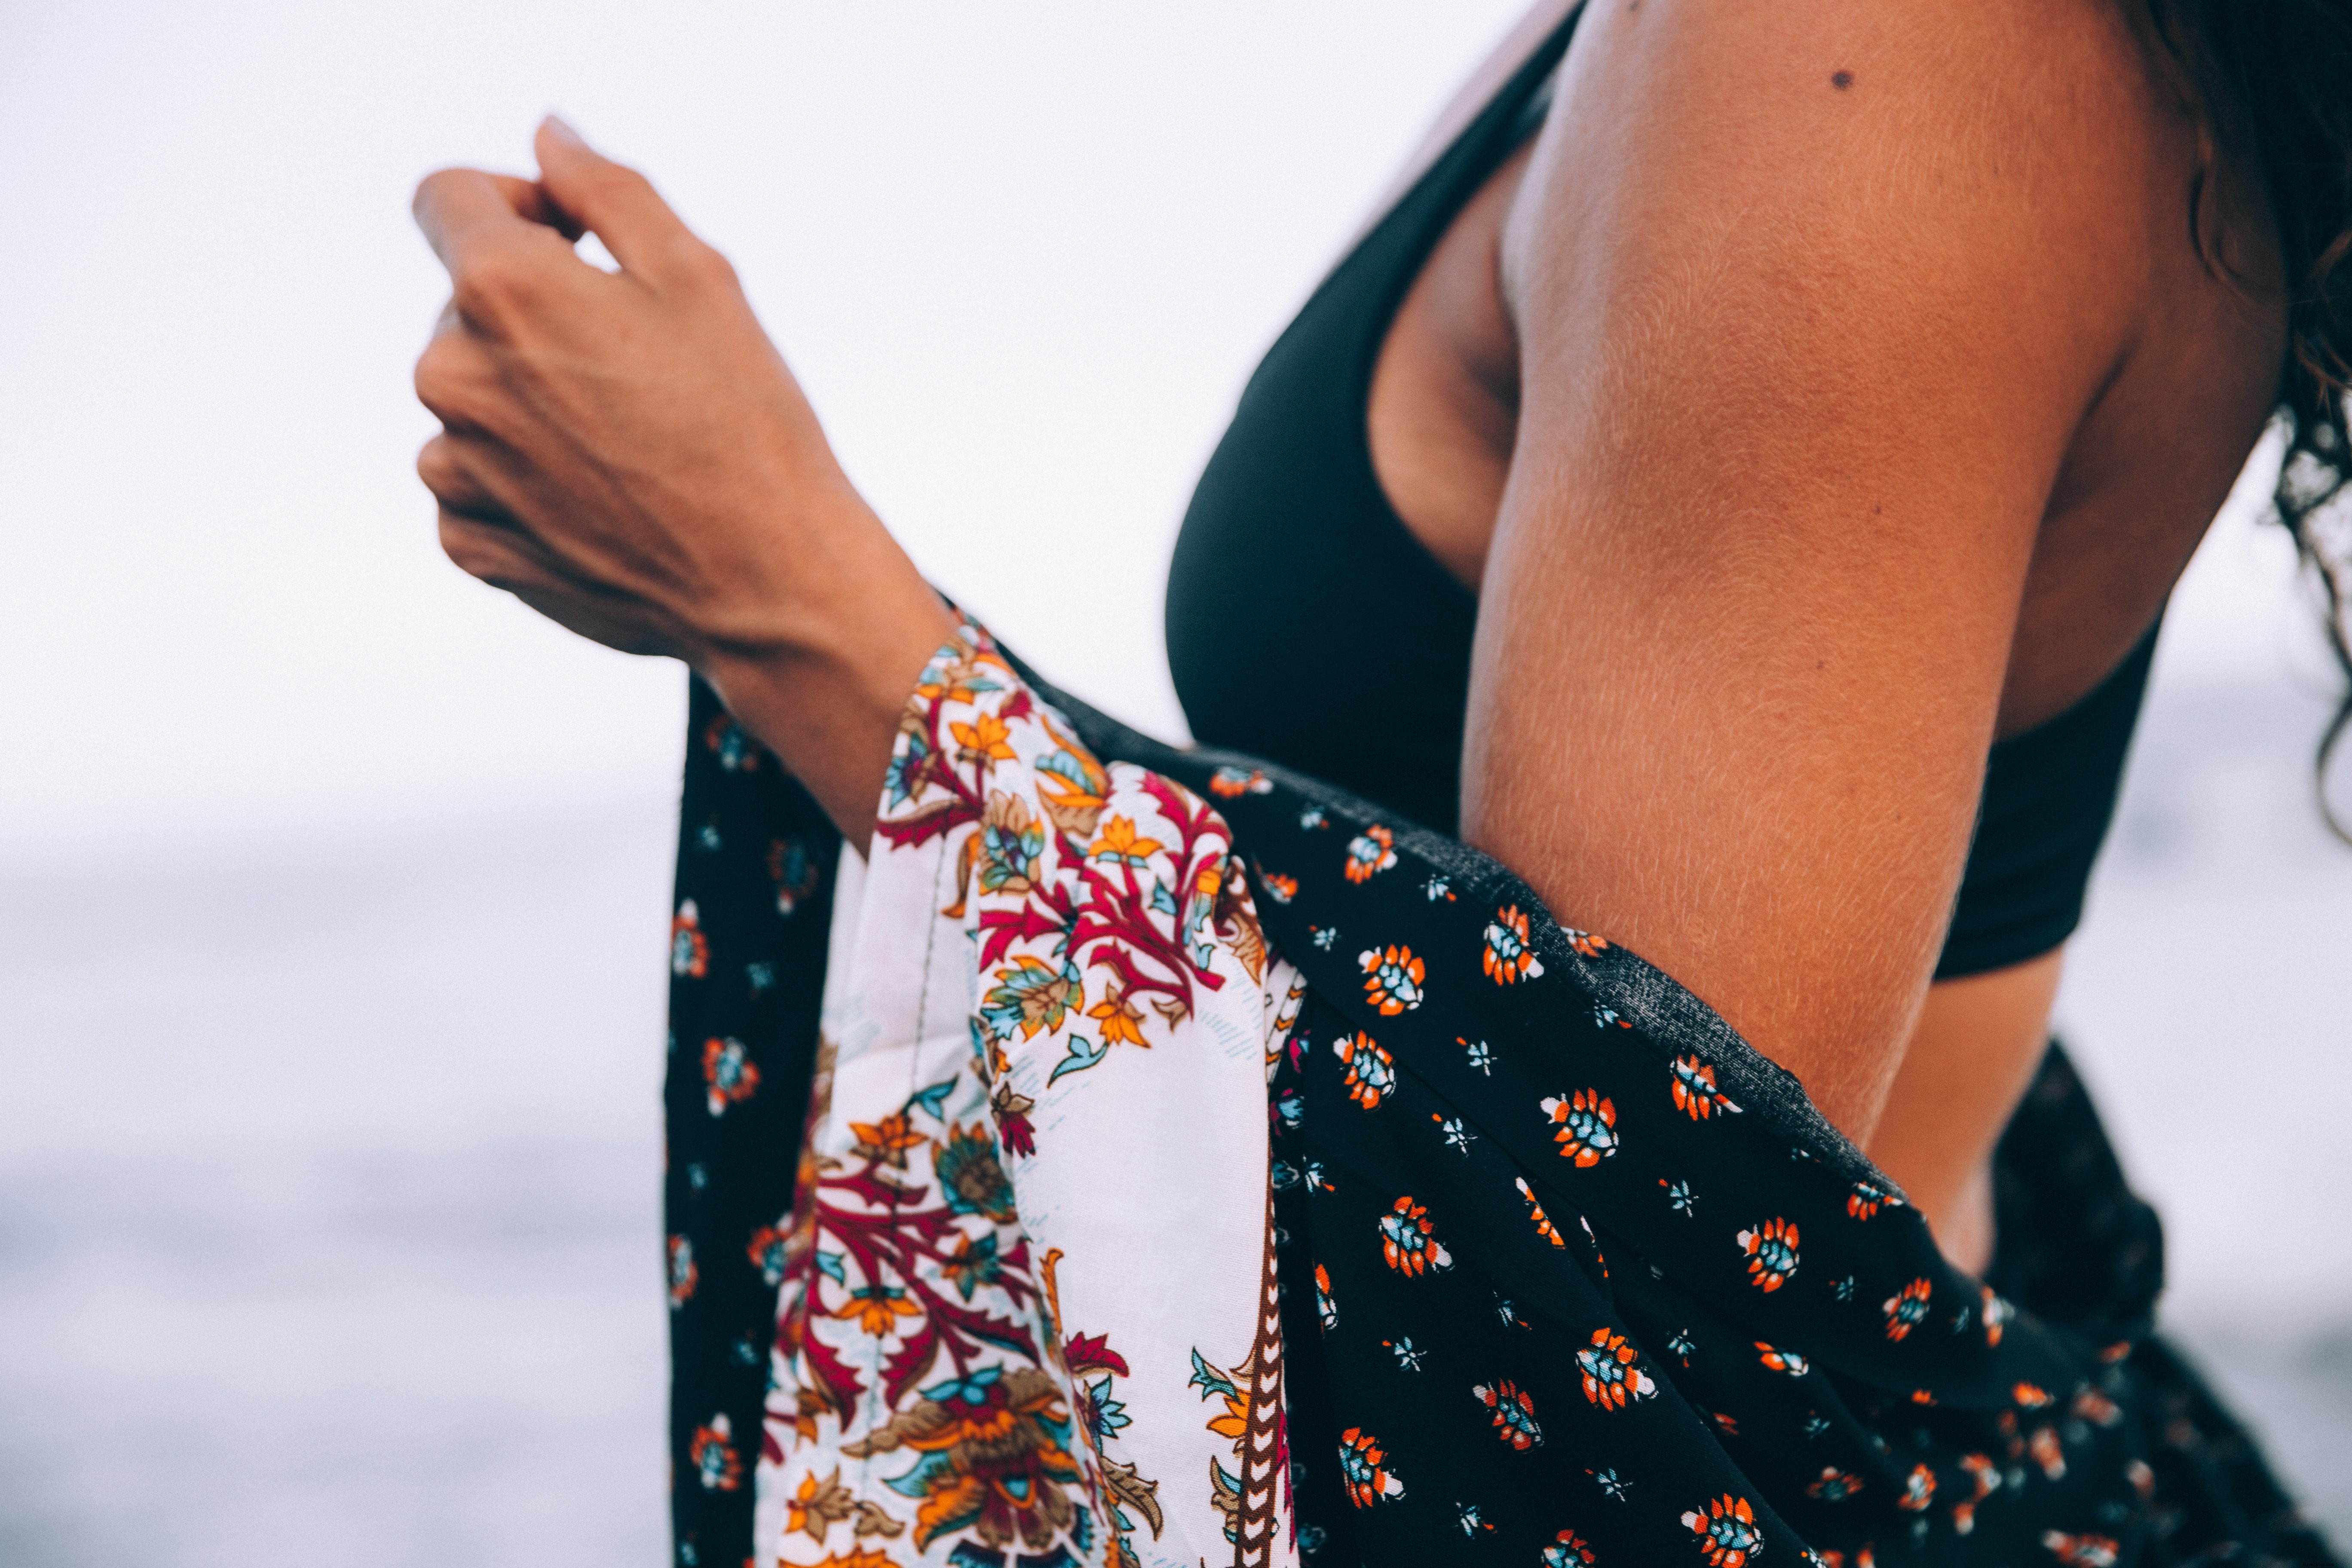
[411,117,952,842]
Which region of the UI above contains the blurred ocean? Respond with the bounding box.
[1,666,2347,1565]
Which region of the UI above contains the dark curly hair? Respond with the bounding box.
[2162,1,2352,836]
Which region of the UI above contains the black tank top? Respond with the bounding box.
[1164,7,2157,980]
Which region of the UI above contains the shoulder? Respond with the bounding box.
[1500,0,2201,431]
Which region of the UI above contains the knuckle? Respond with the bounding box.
[416,435,478,503]
[411,336,478,421]
[437,514,502,577]
[675,237,738,291]
[451,245,539,325]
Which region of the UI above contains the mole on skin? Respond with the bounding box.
[1832,70,1855,89]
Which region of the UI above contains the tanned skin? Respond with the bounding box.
[413,0,2285,1273]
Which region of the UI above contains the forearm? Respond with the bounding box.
[692,501,956,849]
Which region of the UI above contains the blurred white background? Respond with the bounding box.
[0,2,2346,1562]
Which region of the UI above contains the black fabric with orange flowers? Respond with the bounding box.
[663,658,2340,1568]
[665,677,842,1568]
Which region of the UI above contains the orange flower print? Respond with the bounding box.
[1336,1427,1405,1509]
[689,1412,741,1491]
[1344,825,1397,883]
[1896,1463,1936,1511]
[833,1281,923,1337]
[703,1036,759,1116]
[2030,1424,2067,1480]
[1671,1056,1744,1120]
[2043,1533,2120,1568]
[1378,1195,1454,1277]
[1806,1467,1863,1501]
[1577,1327,1658,1410]
[1545,1531,1599,1568]
[1087,814,1164,868]
[1755,1342,1810,1376]
[949,710,1017,766]
[768,835,823,916]
[1680,1494,1763,1568]
[1736,1218,1800,1292]
[670,900,708,978]
[1087,984,1148,1048]
[1333,1032,1396,1110]
[1358,944,1426,1014]
[1208,766,1271,798]
[703,713,761,771]
[666,1234,697,1308]
[1314,1263,1337,1332]
[1882,1277,1932,1340]
[2013,1381,2053,1408]
[1260,872,1298,903]
[1543,1089,1620,1167]
[747,1225,790,1287]
[1561,927,1611,959]
[1957,1452,2000,1499]
[1983,1287,2012,1346]
[1847,1179,1901,1221]
[1482,904,1546,984]
[848,1110,925,1169]
[1515,1178,1566,1247]
[1472,1378,1544,1449]
[2073,1387,2122,1427]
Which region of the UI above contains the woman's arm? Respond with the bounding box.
[1465,0,2161,1141]
[411,119,949,845]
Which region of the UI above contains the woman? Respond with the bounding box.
[411,2,2349,1563]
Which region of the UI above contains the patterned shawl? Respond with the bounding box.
[658,623,2337,1568]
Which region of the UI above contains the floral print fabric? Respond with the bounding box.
[663,628,2339,1568]
[748,630,1298,1568]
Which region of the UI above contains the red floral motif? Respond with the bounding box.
[1546,1530,1599,1568]
[1336,1427,1405,1508]
[2043,1534,2120,1568]
[670,900,709,979]
[1882,1277,1932,1341]
[1344,825,1398,884]
[1680,1494,1763,1568]
[1378,1196,1454,1277]
[1736,1218,1800,1292]
[1847,1179,1900,1220]
[1358,943,1426,1014]
[1333,1032,1397,1111]
[1577,1327,1658,1410]
[1807,1467,1863,1501]
[702,1036,759,1116]
[1471,1378,1544,1450]
[1543,1088,1620,1167]
[1482,904,1546,984]
[688,1413,742,1491]
[1516,1178,1566,1247]
[1896,1463,1936,1511]
[1671,1055,1743,1121]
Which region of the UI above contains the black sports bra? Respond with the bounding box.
[1164,6,2157,981]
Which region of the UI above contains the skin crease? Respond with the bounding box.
[413,0,2284,1272]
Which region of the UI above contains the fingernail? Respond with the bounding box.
[542,113,586,148]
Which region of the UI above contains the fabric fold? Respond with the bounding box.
[658,625,2338,1568]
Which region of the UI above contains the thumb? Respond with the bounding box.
[533,115,699,280]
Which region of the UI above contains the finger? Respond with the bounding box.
[437,511,672,656]
[416,432,513,519]
[533,115,707,282]
[412,323,513,436]
[484,172,585,242]
[413,167,538,277]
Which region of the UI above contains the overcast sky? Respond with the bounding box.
[0,0,2334,875]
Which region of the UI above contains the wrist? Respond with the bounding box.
[690,509,954,842]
